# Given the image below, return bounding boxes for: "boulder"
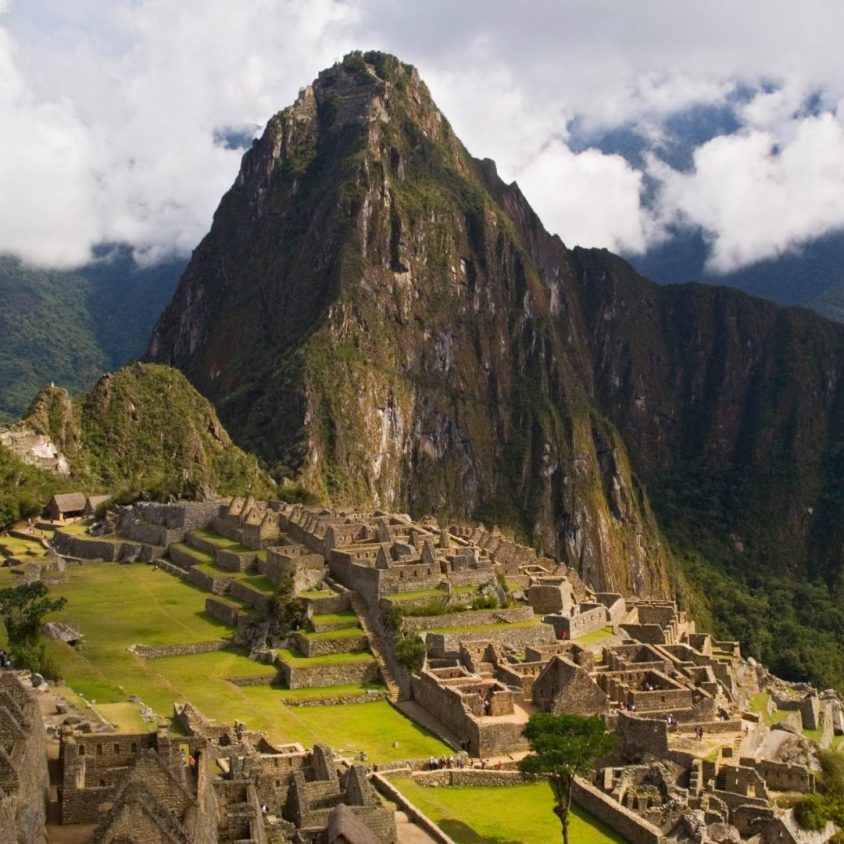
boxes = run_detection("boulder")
[41,622,83,644]
[29,672,45,687]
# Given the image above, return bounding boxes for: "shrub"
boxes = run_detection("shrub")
[394,634,426,672]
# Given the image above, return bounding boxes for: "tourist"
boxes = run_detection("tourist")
[695,725,703,741]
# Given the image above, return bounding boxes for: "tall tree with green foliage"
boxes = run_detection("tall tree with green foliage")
[0,582,67,675]
[519,712,616,844]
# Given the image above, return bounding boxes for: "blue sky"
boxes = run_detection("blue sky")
[2,0,844,272]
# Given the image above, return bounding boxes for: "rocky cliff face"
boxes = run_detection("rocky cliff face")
[148,52,669,598]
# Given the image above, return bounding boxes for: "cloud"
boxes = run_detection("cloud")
[655,110,844,272]
[518,142,653,254]
[1,1,844,269]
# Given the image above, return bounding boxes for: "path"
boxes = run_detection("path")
[395,810,440,844]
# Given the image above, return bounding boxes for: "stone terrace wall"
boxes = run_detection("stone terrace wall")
[403,607,534,632]
[277,659,380,690]
[572,777,663,844]
[0,676,49,844]
[229,580,270,612]
[129,640,230,659]
[290,632,369,658]
[52,531,160,563]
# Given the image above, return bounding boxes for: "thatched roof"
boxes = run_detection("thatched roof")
[326,804,381,844]
[49,492,86,514]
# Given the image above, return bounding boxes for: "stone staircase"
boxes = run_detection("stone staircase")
[347,591,402,702]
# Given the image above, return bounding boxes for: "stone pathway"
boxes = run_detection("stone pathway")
[347,590,402,702]
[395,810,440,843]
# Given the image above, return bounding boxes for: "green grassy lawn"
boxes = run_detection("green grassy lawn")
[36,562,446,759]
[275,648,374,666]
[301,627,363,641]
[389,777,625,843]
[57,519,96,537]
[170,542,215,564]
[386,586,476,602]
[0,535,49,557]
[750,693,792,726]
[311,610,358,627]
[574,626,616,645]
[426,620,542,635]
[188,528,240,548]
[191,561,275,594]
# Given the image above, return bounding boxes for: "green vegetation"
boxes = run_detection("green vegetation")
[795,752,844,835]
[310,610,358,627]
[0,581,66,676]
[574,626,615,646]
[40,562,445,758]
[300,627,363,641]
[520,713,617,844]
[0,445,63,530]
[0,251,182,422]
[275,647,374,666]
[389,777,624,844]
[673,548,844,691]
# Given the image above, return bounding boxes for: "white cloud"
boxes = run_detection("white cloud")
[655,111,844,272]
[518,141,652,253]
[1,0,844,269]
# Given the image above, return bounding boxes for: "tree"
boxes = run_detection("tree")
[0,582,67,676]
[0,582,67,646]
[519,712,616,844]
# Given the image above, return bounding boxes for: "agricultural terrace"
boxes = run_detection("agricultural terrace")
[41,562,449,760]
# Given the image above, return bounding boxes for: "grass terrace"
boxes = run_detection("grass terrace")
[385,586,476,602]
[298,589,335,599]
[188,528,240,548]
[425,619,543,635]
[300,628,364,642]
[389,777,625,843]
[170,542,215,564]
[310,610,358,627]
[191,562,276,595]
[0,534,49,558]
[575,625,616,646]
[58,519,96,537]
[275,648,374,666]
[37,562,445,759]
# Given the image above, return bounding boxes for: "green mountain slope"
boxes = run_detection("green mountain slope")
[0,363,273,529]
[0,250,184,422]
[148,52,844,688]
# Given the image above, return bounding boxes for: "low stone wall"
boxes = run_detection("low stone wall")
[276,658,380,689]
[129,640,230,659]
[217,548,257,572]
[677,719,742,735]
[228,580,270,612]
[52,531,160,563]
[157,560,188,580]
[185,566,228,594]
[544,605,607,639]
[226,674,278,687]
[204,597,254,627]
[168,544,204,569]
[413,769,531,787]
[572,777,663,844]
[290,631,369,658]
[403,606,534,632]
[304,592,352,614]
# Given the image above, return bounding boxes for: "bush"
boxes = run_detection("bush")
[8,642,61,680]
[394,634,426,672]
[795,794,829,831]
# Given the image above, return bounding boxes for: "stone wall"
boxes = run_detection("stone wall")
[412,769,532,787]
[277,659,380,690]
[129,640,230,659]
[615,713,669,760]
[217,548,257,571]
[571,777,663,844]
[0,675,49,844]
[290,632,369,658]
[305,593,350,614]
[424,623,555,660]
[742,758,815,793]
[544,605,607,639]
[403,607,534,632]
[185,566,228,594]
[229,580,270,612]
[52,531,160,563]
